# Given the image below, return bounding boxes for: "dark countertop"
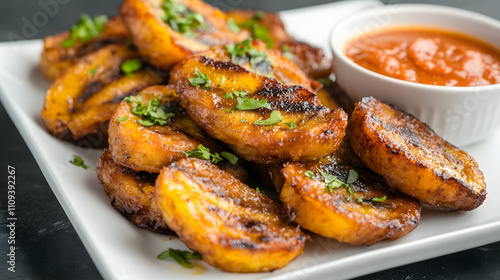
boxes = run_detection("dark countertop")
[1,0,499,279]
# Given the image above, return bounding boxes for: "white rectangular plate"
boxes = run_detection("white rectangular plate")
[1,1,499,279]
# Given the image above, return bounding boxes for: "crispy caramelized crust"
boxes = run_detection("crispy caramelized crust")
[155,158,306,272]
[119,0,249,70]
[275,40,333,79]
[41,44,161,146]
[280,160,421,245]
[96,149,174,234]
[348,97,487,210]
[40,17,130,81]
[176,55,348,164]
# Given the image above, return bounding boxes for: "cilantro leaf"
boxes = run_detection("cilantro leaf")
[226,40,273,71]
[221,151,238,165]
[121,59,142,76]
[157,248,201,269]
[70,155,88,169]
[161,0,207,38]
[235,96,271,111]
[284,121,296,129]
[189,68,211,89]
[124,94,174,127]
[116,116,128,122]
[304,170,315,179]
[61,14,108,48]
[227,18,240,33]
[254,110,282,125]
[372,196,387,203]
[346,169,359,184]
[185,144,222,164]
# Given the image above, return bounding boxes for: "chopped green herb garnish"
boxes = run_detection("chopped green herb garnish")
[221,151,238,165]
[116,116,128,122]
[223,92,234,99]
[89,68,97,75]
[220,75,226,85]
[189,68,211,89]
[61,14,108,48]
[346,169,359,184]
[357,197,363,203]
[157,248,201,269]
[236,12,273,48]
[161,0,207,39]
[70,155,88,169]
[316,167,337,184]
[239,119,246,122]
[282,44,294,60]
[317,78,330,85]
[304,170,315,179]
[185,144,222,164]
[121,59,142,76]
[346,197,352,202]
[226,40,273,70]
[256,187,265,195]
[372,196,387,203]
[225,108,233,113]
[227,18,240,33]
[235,96,271,111]
[124,94,174,126]
[284,121,296,129]
[254,110,282,125]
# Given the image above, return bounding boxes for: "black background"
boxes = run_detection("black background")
[1,0,500,279]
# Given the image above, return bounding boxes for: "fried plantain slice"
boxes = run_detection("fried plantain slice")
[227,10,333,79]
[41,44,163,146]
[109,85,220,173]
[40,17,130,81]
[155,158,306,272]
[348,97,487,210]
[280,158,421,245]
[96,149,174,234]
[170,40,315,91]
[176,54,348,164]
[119,0,250,70]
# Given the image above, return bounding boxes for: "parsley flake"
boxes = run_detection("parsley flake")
[254,110,282,125]
[157,248,201,269]
[121,59,142,76]
[256,187,265,195]
[189,68,211,89]
[61,14,108,48]
[235,12,273,48]
[89,68,97,75]
[70,155,88,169]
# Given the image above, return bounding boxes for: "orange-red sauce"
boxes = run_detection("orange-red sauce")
[345,27,500,86]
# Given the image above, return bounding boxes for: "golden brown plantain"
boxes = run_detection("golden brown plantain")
[40,17,130,81]
[227,10,333,79]
[41,44,162,146]
[119,0,250,70]
[348,97,487,210]
[171,40,315,91]
[176,54,348,164]
[96,149,174,234]
[109,85,219,173]
[155,158,306,272]
[280,158,421,245]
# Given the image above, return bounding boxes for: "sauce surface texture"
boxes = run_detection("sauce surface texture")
[345,26,500,87]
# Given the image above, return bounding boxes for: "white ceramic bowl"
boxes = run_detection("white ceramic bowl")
[330,4,500,147]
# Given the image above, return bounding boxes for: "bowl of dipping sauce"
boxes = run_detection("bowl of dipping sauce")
[330,4,500,146]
